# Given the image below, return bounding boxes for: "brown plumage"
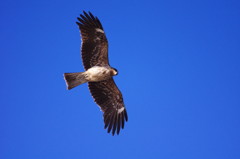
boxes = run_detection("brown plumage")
[64,11,128,135]
[77,11,108,70]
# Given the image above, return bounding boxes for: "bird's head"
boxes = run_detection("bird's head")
[111,68,118,76]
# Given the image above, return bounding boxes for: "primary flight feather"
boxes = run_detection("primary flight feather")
[64,11,128,135]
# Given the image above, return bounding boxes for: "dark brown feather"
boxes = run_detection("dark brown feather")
[88,78,128,135]
[76,11,109,70]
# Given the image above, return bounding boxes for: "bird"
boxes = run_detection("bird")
[64,11,128,136]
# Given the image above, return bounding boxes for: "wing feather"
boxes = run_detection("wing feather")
[76,11,109,70]
[88,78,128,135]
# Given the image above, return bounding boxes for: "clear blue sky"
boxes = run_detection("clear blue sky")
[1,0,240,159]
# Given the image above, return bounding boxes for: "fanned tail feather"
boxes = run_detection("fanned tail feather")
[64,72,87,90]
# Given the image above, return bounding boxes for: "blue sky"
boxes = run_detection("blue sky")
[1,0,240,158]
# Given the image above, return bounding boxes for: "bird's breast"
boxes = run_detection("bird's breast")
[85,66,112,82]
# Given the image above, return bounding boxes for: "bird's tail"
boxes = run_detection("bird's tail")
[64,72,88,90]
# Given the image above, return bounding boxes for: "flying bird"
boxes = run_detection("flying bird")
[64,11,128,135]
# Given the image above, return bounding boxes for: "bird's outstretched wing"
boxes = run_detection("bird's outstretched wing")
[76,11,109,70]
[88,78,128,135]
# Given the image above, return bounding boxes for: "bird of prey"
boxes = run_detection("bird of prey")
[64,11,128,135]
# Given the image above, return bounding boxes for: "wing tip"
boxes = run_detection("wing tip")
[76,11,103,30]
[103,108,128,136]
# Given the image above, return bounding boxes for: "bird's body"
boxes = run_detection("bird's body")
[64,11,128,135]
[86,66,117,81]
[64,66,117,89]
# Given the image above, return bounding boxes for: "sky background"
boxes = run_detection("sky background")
[1,0,240,159]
